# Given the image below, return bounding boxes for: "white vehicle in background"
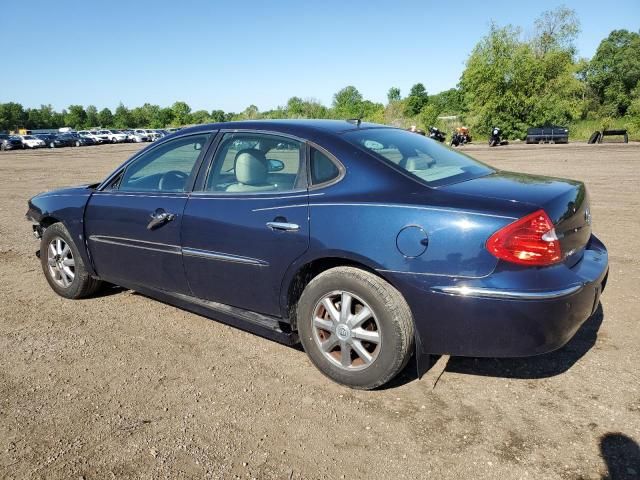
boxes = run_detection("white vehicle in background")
[19,135,46,149]
[133,129,153,142]
[125,130,148,143]
[98,129,128,144]
[78,130,106,144]
[144,129,161,141]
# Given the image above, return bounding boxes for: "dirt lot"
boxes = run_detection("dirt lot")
[1,141,639,479]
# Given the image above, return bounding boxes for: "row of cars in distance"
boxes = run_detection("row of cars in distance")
[0,127,181,151]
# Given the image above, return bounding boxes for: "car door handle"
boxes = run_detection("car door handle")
[266,221,299,232]
[147,209,176,230]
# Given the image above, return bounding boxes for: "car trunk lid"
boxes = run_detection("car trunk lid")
[439,170,592,265]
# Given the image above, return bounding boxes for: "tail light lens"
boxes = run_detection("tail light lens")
[486,209,562,266]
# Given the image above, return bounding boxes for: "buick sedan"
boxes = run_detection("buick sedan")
[26,120,608,389]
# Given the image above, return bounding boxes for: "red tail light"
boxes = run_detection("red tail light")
[486,209,562,266]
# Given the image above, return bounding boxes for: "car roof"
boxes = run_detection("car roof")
[176,119,395,138]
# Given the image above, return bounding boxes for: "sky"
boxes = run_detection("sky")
[2,0,639,113]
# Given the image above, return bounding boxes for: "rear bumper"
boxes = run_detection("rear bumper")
[389,234,609,357]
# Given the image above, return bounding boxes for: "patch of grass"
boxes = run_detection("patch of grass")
[569,118,639,142]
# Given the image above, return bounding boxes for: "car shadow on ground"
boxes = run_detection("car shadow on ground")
[443,303,605,380]
[600,433,640,479]
[85,284,127,298]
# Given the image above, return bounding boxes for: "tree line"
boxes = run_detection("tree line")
[1,6,638,139]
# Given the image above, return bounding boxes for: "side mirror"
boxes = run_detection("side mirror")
[268,159,285,172]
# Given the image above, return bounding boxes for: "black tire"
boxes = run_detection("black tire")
[489,139,496,147]
[588,132,601,144]
[75,140,81,147]
[297,267,414,390]
[49,142,55,149]
[40,223,102,299]
[111,137,117,144]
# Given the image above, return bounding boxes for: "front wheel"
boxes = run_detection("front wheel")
[297,267,414,390]
[40,223,102,299]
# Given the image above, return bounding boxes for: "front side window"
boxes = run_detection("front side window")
[205,133,303,193]
[343,128,493,187]
[118,134,210,192]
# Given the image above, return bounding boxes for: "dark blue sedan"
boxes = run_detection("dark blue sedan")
[26,120,608,389]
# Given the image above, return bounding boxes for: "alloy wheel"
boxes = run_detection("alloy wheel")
[47,237,75,288]
[312,290,381,371]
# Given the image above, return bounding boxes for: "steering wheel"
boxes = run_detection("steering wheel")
[158,170,189,191]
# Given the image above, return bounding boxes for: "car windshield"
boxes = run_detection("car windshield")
[343,128,494,187]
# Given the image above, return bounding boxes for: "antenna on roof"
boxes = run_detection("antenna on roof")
[346,118,362,127]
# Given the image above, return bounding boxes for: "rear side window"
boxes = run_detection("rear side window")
[205,133,304,193]
[310,148,340,185]
[344,128,494,187]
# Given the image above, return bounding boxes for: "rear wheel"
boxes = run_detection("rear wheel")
[75,140,81,147]
[40,223,102,299]
[297,267,414,390]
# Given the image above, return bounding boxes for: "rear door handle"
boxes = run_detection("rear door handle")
[266,221,299,232]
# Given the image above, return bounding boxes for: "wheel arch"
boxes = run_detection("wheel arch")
[281,253,403,331]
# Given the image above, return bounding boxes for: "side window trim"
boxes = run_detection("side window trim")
[198,130,309,195]
[306,141,346,190]
[97,131,217,193]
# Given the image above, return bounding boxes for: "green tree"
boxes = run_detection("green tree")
[210,110,225,123]
[404,83,428,116]
[586,29,640,116]
[191,110,212,124]
[85,105,99,128]
[113,103,132,128]
[171,101,192,125]
[0,102,26,132]
[460,22,583,138]
[387,87,401,103]
[286,96,305,117]
[97,108,114,127]
[64,105,87,129]
[332,86,363,118]
[241,104,260,120]
[420,104,440,129]
[429,88,464,116]
[532,6,580,56]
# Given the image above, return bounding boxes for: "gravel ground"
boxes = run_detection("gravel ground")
[0,141,639,479]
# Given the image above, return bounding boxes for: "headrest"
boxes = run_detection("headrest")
[234,149,268,185]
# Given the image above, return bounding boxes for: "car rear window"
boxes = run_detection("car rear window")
[343,128,493,187]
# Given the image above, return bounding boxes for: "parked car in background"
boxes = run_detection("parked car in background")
[19,135,46,149]
[34,134,57,147]
[133,129,152,142]
[145,129,161,141]
[98,129,128,144]
[46,134,75,148]
[154,129,170,139]
[0,134,25,151]
[91,130,111,143]
[69,133,97,147]
[78,131,106,144]
[25,120,609,390]
[123,130,148,142]
[526,125,569,144]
